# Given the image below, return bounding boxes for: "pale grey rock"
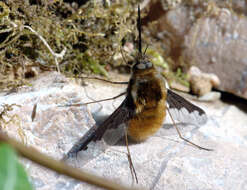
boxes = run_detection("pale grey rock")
[0,72,97,190]
[144,1,247,99]
[183,8,247,99]
[1,71,247,190]
[198,92,221,102]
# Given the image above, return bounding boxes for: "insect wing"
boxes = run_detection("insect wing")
[167,89,207,125]
[64,96,135,165]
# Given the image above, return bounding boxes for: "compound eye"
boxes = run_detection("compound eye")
[136,63,146,70]
[146,62,153,68]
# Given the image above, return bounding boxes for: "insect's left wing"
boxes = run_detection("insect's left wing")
[64,95,135,162]
[167,89,207,125]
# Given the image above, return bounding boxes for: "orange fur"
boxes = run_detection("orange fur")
[128,70,167,141]
[128,99,166,141]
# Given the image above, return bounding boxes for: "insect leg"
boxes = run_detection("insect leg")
[60,92,126,107]
[73,76,129,85]
[167,108,213,151]
[124,127,138,184]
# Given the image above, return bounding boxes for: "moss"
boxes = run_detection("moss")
[0,0,140,89]
[0,103,20,128]
[0,103,25,143]
[0,0,199,91]
[163,67,190,88]
[145,48,169,70]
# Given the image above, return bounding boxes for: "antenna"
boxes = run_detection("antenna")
[137,5,142,54]
[144,44,149,55]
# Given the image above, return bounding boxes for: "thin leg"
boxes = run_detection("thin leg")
[60,92,126,107]
[167,108,213,151]
[143,44,149,55]
[111,96,118,110]
[73,76,129,85]
[124,128,138,184]
[83,85,103,110]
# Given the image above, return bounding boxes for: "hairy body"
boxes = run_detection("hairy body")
[128,65,167,141]
[64,6,210,159]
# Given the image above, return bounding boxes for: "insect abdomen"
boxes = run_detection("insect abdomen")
[128,99,166,141]
[128,75,167,141]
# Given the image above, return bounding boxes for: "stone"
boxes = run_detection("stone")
[0,72,97,189]
[188,66,220,96]
[1,71,247,190]
[183,7,247,99]
[143,1,247,99]
[198,91,221,102]
[170,81,190,93]
[190,75,213,96]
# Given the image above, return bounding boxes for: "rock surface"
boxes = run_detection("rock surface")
[188,66,220,96]
[143,1,247,99]
[1,71,247,190]
[183,7,247,100]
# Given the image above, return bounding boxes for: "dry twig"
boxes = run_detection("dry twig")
[0,133,143,190]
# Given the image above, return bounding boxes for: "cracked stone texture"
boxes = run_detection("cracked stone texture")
[1,71,247,190]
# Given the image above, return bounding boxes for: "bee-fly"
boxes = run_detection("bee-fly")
[64,5,212,166]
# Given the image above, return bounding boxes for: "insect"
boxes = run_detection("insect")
[64,5,212,177]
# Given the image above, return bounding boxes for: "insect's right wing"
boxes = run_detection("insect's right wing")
[166,89,207,125]
[64,95,135,163]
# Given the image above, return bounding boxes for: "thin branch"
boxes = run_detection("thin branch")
[23,25,66,73]
[0,133,143,190]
